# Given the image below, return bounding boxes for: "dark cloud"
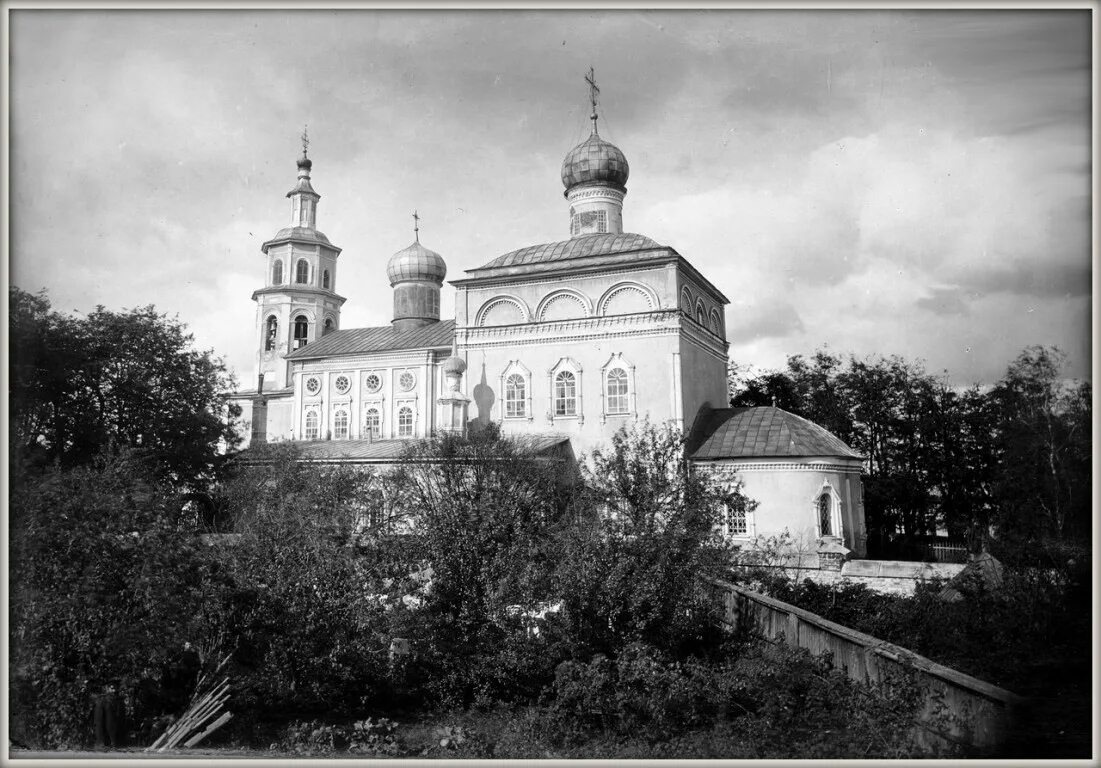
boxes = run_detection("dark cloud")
[729,301,805,343]
[959,260,1092,299]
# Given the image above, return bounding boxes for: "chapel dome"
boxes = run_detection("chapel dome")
[441,354,467,377]
[561,132,630,192]
[386,240,447,285]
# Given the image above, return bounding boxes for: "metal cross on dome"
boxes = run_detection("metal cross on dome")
[412,210,420,242]
[585,66,600,134]
[301,125,309,157]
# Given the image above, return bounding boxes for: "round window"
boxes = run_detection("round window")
[364,373,381,393]
[334,375,351,394]
[399,371,416,391]
[305,376,321,394]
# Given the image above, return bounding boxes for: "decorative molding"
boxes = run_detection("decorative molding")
[475,294,530,326]
[597,280,659,314]
[700,462,863,474]
[535,289,592,321]
[453,262,668,292]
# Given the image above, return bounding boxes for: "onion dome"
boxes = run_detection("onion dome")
[386,240,447,285]
[561,132,630,192]
[297,151,312,171]
[441,354,467,377]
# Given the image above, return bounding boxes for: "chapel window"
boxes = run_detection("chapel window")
[554,370,577,417]
[264,316,278,351]
[272,260,283,285]
[333,409,349,440]
[606,368,629,414]
[323,270,330,290]
[304,410,319,441]
[724,503,749,537]
[505,373,526,418]
[323,318,334,336]
[364,408,381,439]
[293,316,309,348]
[296,259,309,284]
[818,493,833,537]
[398,406,414,437]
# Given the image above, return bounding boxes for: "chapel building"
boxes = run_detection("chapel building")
[231,81,867,557]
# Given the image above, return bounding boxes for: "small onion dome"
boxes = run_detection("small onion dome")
[561,132,630,192]
[297,152,312,171]
[441,354,467,377]
[386,240,447,285]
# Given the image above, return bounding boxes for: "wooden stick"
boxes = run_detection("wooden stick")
[183,711,233,748]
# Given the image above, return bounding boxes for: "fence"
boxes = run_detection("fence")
[701,575,1023,754]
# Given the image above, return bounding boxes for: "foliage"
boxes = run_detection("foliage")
[207,444,390,720]
[553,421,747,657]
[378,425,575,706]
[729,344,1090,558]
[8,453,225,748]
[751,562,1092,758]
[9,287,241,490]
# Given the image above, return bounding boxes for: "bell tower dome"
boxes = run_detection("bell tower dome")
[251,129,346,390]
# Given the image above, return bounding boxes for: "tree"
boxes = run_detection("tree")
[9,287,241,490]
[9,452,225,748]
[987,346,1091,558]
[554,421,748,657]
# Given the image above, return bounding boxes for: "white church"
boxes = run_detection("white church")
[231,77,867,557]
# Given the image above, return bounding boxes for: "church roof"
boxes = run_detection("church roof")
[245,434,571,464]
[471,232,661,272]
[687,406,863,460]
[285,319,455,361]
[262,226,333,250]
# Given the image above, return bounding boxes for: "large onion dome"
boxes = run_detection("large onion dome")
[561,132,630,192]
[386,240,447,285]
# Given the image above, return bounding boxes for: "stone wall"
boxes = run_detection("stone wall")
[735,558,967,596]
[702,575,1023,753]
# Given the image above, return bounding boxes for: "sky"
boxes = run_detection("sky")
[8,8,1093,388]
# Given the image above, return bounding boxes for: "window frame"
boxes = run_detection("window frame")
[499,360,533,421]
[264,315,278,351]
[397,404,415,437]
[547,358,583,422]
[333,408,349,440]
[304,409,320,440]
[295,259,310,285]
[600,353,636,423]
[272,260,283,285]
[363,406,382,439]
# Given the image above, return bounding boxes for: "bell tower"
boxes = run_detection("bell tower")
[251,129,346,390]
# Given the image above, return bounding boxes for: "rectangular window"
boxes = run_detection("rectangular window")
[724,504,748,537]
[554,371,577,417]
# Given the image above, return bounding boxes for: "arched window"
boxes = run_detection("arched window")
[323,318,334,336]
[271,260,283,285]
[264,316,278,351]
[505,373,526,418]
[398,406,414,437]
[818,493,833,537]
[364,408,381,439]
[293,316,309,348]
[304,411,319,441]
[295,259,309,284]
[333,409,349,440]
[606,368,629,414]
[323,269,330,289]
[554,371,577,417]
[696,307,706,325]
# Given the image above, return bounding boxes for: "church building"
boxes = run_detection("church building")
[231,76,867,557]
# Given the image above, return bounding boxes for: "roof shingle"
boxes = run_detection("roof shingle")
[687,406,863,460]
[286,320,455,361]
[470,232,661,272]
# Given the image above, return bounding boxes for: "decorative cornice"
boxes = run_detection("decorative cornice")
[252,286,348,305]
[455,263,667,294]
[697,461,863,474]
